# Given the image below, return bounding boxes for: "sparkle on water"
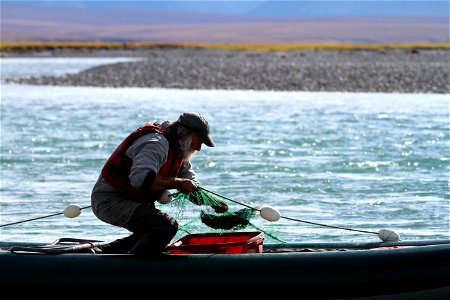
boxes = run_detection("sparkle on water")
[1,57,448,244]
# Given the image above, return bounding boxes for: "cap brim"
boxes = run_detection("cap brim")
[202,134,215,147]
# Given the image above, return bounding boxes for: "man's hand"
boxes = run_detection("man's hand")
[176,178,199,194]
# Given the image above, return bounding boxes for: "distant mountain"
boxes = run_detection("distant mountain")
[1,1,448,43]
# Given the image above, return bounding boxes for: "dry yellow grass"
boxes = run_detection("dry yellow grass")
[1,41,449,53]
[194,42,450,51]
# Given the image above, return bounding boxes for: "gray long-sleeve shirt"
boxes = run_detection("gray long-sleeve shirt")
[126,132,196,189]
[91,130,196,227]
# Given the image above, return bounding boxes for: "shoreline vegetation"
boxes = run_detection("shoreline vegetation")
[1,41,449,54]
[2,42,449,94]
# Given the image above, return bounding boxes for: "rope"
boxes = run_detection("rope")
[0,205,92,228]
[280,215,378,235]
[199,187,378,235]
[199,187,255,209]
[1,188,379,236]
[1,192,182,228]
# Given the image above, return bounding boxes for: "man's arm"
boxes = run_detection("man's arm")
[147,172,198,194]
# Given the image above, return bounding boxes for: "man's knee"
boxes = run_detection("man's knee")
[127,205,178,239]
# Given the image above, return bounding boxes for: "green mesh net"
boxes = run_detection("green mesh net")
[167,187,285,243]
[200,208,253,230]
[172,188,225,207]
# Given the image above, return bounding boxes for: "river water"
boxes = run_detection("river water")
[1,57,448,244]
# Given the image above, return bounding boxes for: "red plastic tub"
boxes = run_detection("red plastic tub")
[167,231,264,254]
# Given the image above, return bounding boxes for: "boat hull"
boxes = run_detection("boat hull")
[1,241,449,298]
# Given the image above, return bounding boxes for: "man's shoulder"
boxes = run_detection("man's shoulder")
[135,132,169,148]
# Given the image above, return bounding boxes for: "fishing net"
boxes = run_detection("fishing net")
[164,188,285,243]
[200,208,253,230]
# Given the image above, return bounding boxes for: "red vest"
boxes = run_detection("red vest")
[101,122,184,201]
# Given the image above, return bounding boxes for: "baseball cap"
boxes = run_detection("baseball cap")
[177,112,215,147]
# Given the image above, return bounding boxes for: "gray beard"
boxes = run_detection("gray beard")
[183,149,197,162]
[179,135,197,161]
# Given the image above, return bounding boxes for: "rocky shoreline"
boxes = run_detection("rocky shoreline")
[4,48,449,93]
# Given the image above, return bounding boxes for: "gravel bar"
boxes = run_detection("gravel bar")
[5,48,450,94]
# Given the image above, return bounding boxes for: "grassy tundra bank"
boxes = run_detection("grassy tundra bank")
[1,41,449,55]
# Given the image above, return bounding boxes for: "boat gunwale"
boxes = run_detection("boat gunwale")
[1,238,449,255]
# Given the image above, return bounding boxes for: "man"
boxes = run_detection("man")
[91,112,227,256]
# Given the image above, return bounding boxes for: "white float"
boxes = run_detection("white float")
[259,206,281,222]
[63,204,82,218]
[157,190,173,204]
[378,229,400,242]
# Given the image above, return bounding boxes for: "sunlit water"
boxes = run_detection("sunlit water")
[1,57,449,245]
